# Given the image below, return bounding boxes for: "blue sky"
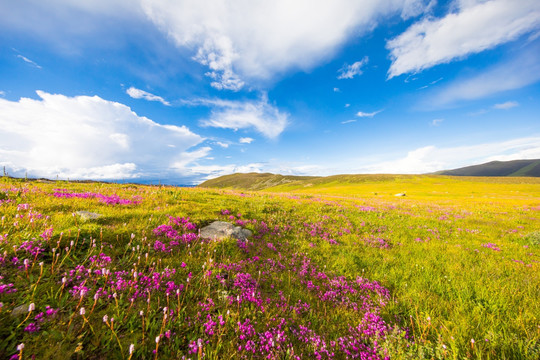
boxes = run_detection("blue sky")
[1,0,539,184]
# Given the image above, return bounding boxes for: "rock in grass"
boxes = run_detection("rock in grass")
[200,221,252,241]
[11,304,30,317]
[76,211,102,220]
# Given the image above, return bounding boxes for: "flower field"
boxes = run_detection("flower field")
[0,176,538,359]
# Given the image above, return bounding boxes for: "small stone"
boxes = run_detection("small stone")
[11,304,30,317]
[200,221,252,240]
[76,211,102,220]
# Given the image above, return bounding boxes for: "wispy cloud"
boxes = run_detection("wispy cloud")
[215,141,229,148]
[337,57,368,79]
[494,101,519,110]
[431,118,443,126]
[126,87,170,106]
[333,87,340,92]
[0,91,203,180]
[387,0,540,78]
[189,94,288,139]
[425,41,540,107]
[356,110,382,118]
[17,54,42,69]
[239,137,254,144]
[341,119,357,124]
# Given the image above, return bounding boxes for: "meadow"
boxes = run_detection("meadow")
[0,175,538,359]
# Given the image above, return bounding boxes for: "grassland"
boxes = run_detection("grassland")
[0,175,539,359]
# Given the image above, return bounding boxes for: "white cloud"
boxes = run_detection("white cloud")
[359,136,540,173]
[0,91,203,180]
[337,57,369,79]
[171,146,212,170]
[341,119,357,124]
[16,54,42,69]
[431,118,443,126]
[192,135,540,182]
[2,1,432,89]
[494,101,519,110]
[126,87,170,106]
[387,0,540,78]
[0,91,5,97]
[427,42,540,106]
[215,141,229,148]
[356,110,382,117]
[239,137,254,144]
[141,0,429,89]
[194,94,288,138]
[333,88,340,92]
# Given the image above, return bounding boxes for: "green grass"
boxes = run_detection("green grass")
[0,176,539,359]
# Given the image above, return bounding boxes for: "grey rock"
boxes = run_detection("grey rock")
[200,221,252,241]
[11,304,30,317]
[76,211,102,220]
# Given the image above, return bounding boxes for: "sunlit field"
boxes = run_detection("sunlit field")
[1,176,538,359]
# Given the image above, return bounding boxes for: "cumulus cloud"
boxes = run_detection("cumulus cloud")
[356,110,382,117]
[337,57,369,79]
[0,91,203,180]
[387,0,540,78]
[193,94,288,139]
[126,87,170,105]
[493,101,519,110]
[141,0,429,89]
[239,137,254,144]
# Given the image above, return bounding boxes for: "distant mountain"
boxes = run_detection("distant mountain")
[437,159,540,177]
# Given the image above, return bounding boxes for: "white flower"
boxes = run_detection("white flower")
[139,310,144,316]
[80,307,85,315]
[129,344,135,354]
[155,336,160,344]
[103,315,108,323]
[28,303,35,312]
[17,343,24,351]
